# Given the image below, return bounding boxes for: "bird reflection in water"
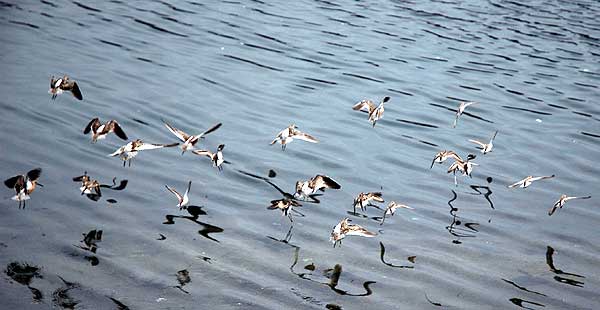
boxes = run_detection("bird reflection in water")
[509,298,545,310]
[446,190,479,244]
[289,247,376,296]
[163,206,223,243]
[469,177,495,210]
[174,269,191,294]
[379,242,414,269]
[267,225,299,249]
[546,246,585,287]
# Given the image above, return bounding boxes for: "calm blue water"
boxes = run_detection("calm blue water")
[1,0,599,309]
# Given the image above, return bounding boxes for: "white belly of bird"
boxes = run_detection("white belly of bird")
[12,192,30,201]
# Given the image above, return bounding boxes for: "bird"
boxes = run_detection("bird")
[431,150,462,169]
[381,201,413,225]
[267,198,301,222]
[165,181,192,210]
[352,96,391,127]
[548,195,591,216]
[468,131,498,154]
[83,118,128,143]
[72,172,101,196]
[330,218,377,247]
[109,139,179,167]
[192,144,225,171]
[49,75,83,100]
[294,174,341,200]
[508,175,555,189]
[163,121,222,155]
[270,124,318,150]
[453,101,476,128]
[353,192,384,213]
[447,154,478,185]
[3,168,43,209]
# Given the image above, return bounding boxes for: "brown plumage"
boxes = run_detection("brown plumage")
[49,75,83,100]
[83,118,128,142]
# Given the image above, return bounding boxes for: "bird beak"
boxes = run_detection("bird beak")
[37,183,44,187]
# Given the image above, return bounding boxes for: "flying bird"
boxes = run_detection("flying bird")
[508,175,555,189]
[270,124,318,150]
[4,168,43,209]
[453,101,476,128]
[468,131,498,154]
[330,218,376,247]
[164,121,222,155]
[83,118,128,143]
[109,139,179,167]
[548,195,591,216]
[49,75,83,100]
[294,174,341,200]
[192,144,225,171]
[165,181,192,210]
[352,96,391,127]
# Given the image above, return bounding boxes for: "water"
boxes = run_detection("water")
[1,0,599,308]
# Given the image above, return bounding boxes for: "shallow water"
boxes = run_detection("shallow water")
[1,0,599,309]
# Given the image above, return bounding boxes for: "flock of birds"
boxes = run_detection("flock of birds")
[2,75,593,249]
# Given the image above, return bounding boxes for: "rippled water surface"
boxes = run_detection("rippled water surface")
[1,0,600,309]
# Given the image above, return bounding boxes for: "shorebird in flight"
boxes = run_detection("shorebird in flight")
[270,124,318,150]
[267,198,301,222]
[192,144,225,171]
[352,96,390,127]
[353,192,384,213]
[294,174,341,200]
[447,154,478,185]
[508,175,555,189]
[381,201,413,225]
[109,139,179,167]
[431,150,462,169]
[468,131,498,154]
[164,121,222,155]
[49,75,83,100]
[4,168,42,209]
[330,218,376,247]
[548,195,591,216]
[83,118,128,143]
[453,101,476,128]
[165,181,192,210]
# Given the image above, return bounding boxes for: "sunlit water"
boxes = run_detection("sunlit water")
[1,0,599,309]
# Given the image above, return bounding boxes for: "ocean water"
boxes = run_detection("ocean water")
[1,0,599,309]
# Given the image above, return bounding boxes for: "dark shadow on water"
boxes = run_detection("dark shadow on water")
[502,278,547,297]
[509,298,545,310]
[163,206,223,243]
[267,225,299,249]
[446,190,479,243]
[468,176,495,209]
[4,261,43,302]
[379,242,414,269]
[289,248,376,296]
[546,246,584,287]
[52,276,79,309]
[174,269,191,294]
[109,297,130,310]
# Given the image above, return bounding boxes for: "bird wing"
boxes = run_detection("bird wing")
[313,175,341,190]
[4,175,23,189]
[468,139,486,148]
[164,121,190,142]
[70,82,83,100]
[84,118,100,134]
[292,131,318,143]
[108,144,127,157]
[564,195,591,202]
[530,175,555,182]
[508,178,526,188]
[489,130,498,143]
[109,121,128,140]
[198,122,222,138]
[352,100,375,113]
[346,226,377,237]
[183,181,192,199]
[192,150,214,158]
[548,200,561,216]
[26,168,42,182]
[137,142,179,151]
[369,192,384,202]
[165,185,183,201]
